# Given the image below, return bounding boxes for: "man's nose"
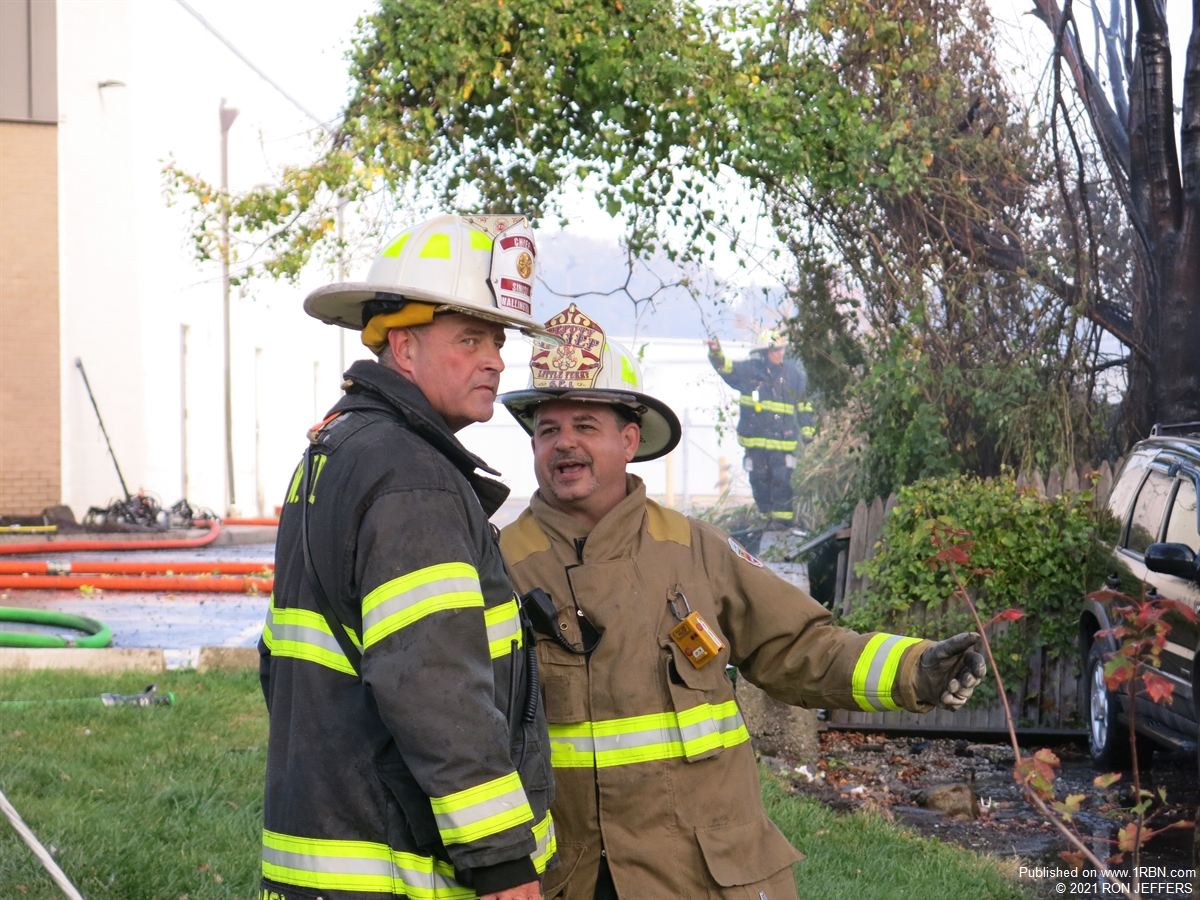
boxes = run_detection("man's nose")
[553,427,577,450]
[481,342,504,373]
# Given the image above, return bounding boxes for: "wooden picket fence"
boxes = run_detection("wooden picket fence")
[826,460,1118,735]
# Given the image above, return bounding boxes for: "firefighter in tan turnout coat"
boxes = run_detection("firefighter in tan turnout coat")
[497,305,987,900]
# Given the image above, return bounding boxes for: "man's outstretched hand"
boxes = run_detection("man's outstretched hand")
[480,881,540,900]
[915,632,987,710]
[706,337,722,356]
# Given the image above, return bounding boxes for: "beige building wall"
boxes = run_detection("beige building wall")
[0,120,61,514]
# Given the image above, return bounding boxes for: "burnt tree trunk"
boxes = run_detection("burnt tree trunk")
[1035,0,1200,446]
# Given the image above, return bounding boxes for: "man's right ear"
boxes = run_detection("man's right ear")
[388,327,416,378]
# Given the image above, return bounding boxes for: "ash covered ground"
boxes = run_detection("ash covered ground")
[762,730,1198,898]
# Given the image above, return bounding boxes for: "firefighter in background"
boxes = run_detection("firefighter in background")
[259,215,557,900]
[707,331,814,527]
[498,304,986,900]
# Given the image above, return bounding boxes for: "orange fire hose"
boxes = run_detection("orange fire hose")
[0,573,272,593]
[0,561,272,576]
[0,520,221,556]
[223,517,279,526]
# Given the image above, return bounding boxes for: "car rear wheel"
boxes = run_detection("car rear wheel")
[1086,642,1154,769]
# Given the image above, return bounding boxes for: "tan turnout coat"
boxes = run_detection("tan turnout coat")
[500,477,933,900]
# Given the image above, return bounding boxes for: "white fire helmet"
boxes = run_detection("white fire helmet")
[304,213,560,344]
[759,328,788,349]
[498,304,682,462]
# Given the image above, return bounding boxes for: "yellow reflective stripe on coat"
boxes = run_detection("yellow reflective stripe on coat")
[429,770,533,845]
[797,401,814,413]
[852,634,923,712]
[737,435,799,451]
[484,597,523,658]
[739,395,795,415]
[532,811,556,874]
[547,701,749,768]
[717,354,733,374]
[361,562,483,649]
[262,597,357,676]
[261,830,472,898]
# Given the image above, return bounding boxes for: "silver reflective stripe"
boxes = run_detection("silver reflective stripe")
[679,717,717,745]
[362,576,481,633]
[262,845,397,878]
[531,814,555,872]
[397,863,463,893]
[268,617,346,659]
[534,818,554,859]
[594,724,679,753]
[862,634,906,711]
[716,707,745,733]
[552,710,747,754]
[551,733,596,753]
[680,707,745,753]
[486,610,520,647]
[433,786,528,835]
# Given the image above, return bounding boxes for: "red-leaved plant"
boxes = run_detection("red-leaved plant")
[928,521,1195,898]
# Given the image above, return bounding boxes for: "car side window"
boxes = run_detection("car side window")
[1164,478,1199,554]
[1125,470,1173,555]
[1107,452,1155,524]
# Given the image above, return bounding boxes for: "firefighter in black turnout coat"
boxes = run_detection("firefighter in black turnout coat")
[258,214,558,900]
[708,332,813,526]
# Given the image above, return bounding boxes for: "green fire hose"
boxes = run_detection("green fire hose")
[0,607,112,648]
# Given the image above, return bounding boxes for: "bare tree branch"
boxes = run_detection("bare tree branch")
[1033,0,1131,170]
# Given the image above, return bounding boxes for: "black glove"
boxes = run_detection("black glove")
[914,632,987,710]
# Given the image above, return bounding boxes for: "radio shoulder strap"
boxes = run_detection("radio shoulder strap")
[300,443,363,676]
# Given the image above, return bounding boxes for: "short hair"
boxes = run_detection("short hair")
[373,323,429,364]
[610,404,641,429]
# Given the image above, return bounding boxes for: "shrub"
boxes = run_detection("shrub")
[844,474,1109,689]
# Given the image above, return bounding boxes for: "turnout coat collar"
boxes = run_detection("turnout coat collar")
[526,474,646,560]
[339,359,510,515]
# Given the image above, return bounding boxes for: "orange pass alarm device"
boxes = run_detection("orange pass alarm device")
[667,589,725,668]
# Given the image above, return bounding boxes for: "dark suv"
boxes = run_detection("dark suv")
[1080,423,1200,767]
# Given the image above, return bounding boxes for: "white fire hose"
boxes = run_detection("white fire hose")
[0,788,84,899]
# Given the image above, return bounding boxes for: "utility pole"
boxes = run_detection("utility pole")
[336,194,348,376]
[681,408,691,511]
[220,99,239,514]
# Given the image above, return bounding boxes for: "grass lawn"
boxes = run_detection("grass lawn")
[1,670,1032,899]
[762,775,1031,899]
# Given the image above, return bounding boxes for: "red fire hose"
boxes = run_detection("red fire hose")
[0,573,272,593]
[0,520,222,556]
[0,561,272,576]
[223,517,279,526]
